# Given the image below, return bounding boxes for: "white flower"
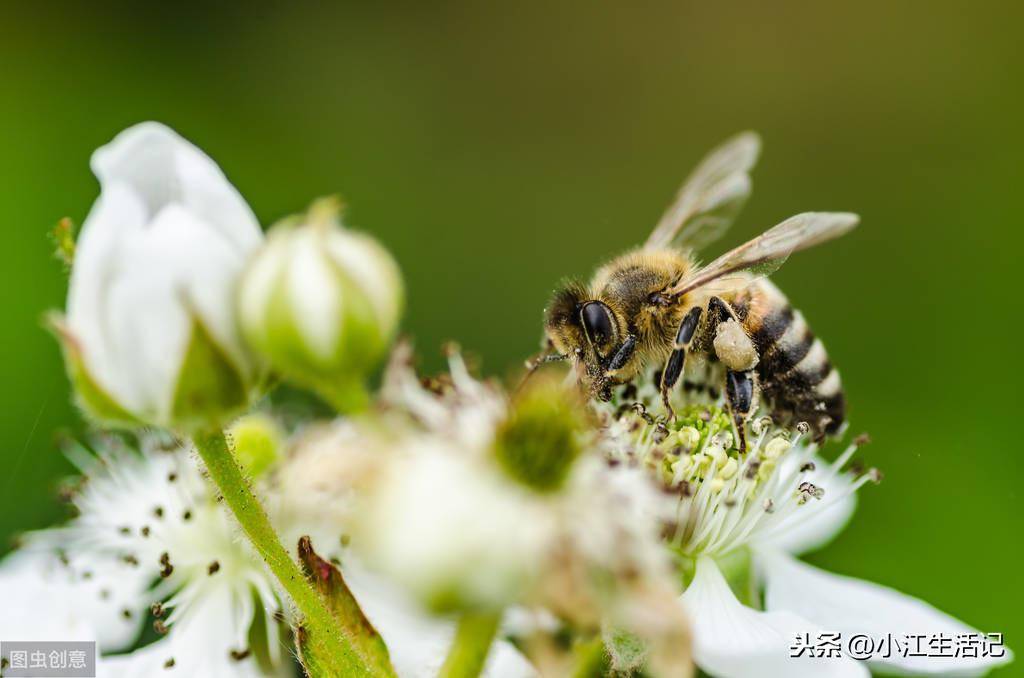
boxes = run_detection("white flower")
[273,346,686,675]
[238,197,402,410]
[356,438,555,610]
[606,398,1014,678]
[0,550,145,652]
[342,347,567,611]
[268,414,544,676]
[5,434,286,678]
[55,121,263,427]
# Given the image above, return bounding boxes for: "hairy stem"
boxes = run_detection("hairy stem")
[192,429,372,676]
[439,610,502,678]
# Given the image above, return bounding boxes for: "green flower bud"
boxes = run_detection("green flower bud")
[238,198,403,412]
[227,413,283,477]
[493,375,590,492]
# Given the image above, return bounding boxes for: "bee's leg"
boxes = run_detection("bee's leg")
[518,348,569,392]
[707,296,736,326]
[725,369,757,451]
[606,334,637,373]
[591,334,637,402]
[660,306,703,419]
[705,296,760,450]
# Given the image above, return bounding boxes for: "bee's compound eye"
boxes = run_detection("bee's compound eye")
[580,301,615,347]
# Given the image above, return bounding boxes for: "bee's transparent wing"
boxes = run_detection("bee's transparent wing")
[644,131,761,252]
[669,212,859,297]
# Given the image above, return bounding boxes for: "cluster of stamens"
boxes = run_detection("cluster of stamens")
[598,393,880,559]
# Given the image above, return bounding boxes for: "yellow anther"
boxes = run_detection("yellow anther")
[708,444,728,469]
[763,437,790,460]
[720,458,738,480]
[677,426,701,450]
[713,431,734,450]
[672,456,693,476]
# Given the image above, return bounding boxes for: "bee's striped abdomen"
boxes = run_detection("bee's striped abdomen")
[748,302,845,436]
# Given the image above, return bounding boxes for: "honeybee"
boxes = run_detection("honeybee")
[538,133,858,449]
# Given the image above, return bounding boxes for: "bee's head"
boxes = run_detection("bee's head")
[543,282,621,365]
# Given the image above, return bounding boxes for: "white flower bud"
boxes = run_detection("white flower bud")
[53,122,263,428]
[238,198,402,411]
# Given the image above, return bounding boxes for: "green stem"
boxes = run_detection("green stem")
[438,610,502,678]
[318,376,371,415]
[192,429,372,676]
[570,636,608,678]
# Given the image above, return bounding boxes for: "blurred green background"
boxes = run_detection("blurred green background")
[1,1,1020,672]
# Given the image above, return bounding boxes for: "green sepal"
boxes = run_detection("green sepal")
[297,536,396,677]
[171,317,249,430]
[45,312,140,427]
[602,626,647,675]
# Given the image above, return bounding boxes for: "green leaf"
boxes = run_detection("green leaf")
[297,537,396,677]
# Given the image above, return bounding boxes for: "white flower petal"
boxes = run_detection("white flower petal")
[324,229,403,335]
[236,233,286,349]
[91,121,261,253]
[0,557,98,643]
[0,547,152,652]
[66,182,149,408]
[752,455,858,556]
[287,227,344,361]
[681,556,867,678]
[102,586,273,678]
[758,549,1013,676]
[344,564,536,678]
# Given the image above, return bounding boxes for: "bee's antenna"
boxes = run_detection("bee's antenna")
[516,351,568,393]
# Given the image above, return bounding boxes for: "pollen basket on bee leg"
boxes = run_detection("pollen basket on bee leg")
[713,321,758,371]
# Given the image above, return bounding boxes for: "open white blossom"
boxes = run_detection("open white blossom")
[273,345,688,676]
[1,434,286,678]
[269,407,548,676]
[601,382,1014,678]
[55,122,263,427]
[0,549,145,653]
[1,428,537,678]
